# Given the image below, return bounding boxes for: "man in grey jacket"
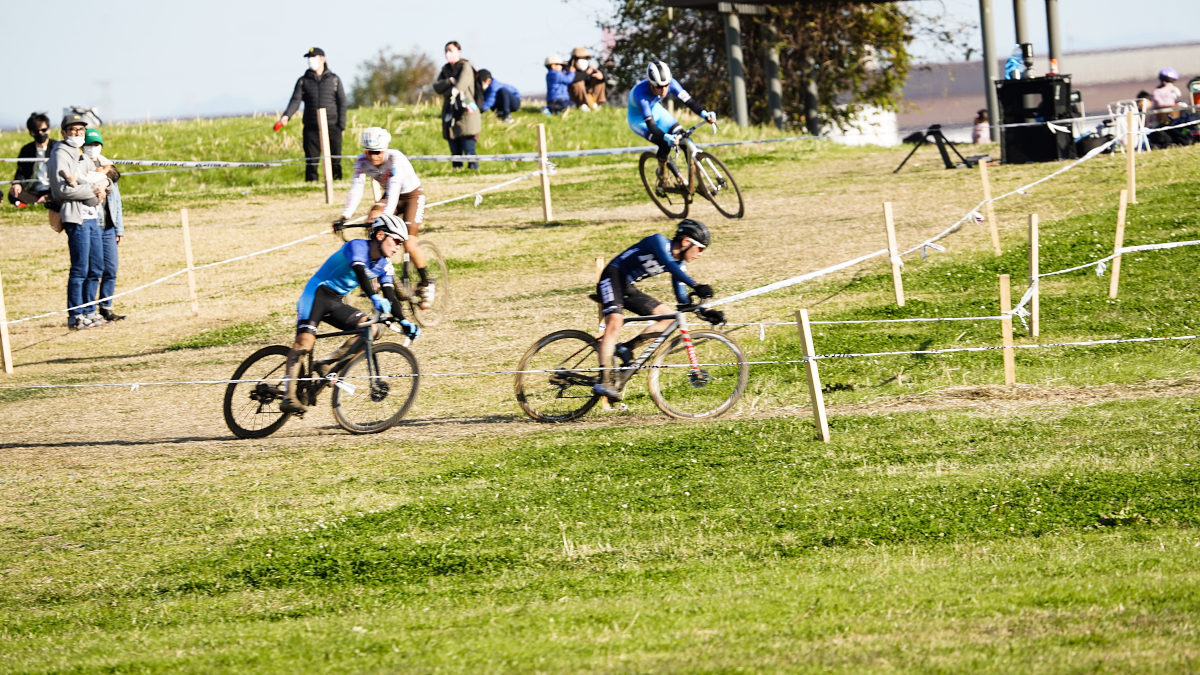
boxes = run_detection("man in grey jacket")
[48,113,108,330]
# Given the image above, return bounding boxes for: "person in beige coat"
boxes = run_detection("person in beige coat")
[432,41,481,169]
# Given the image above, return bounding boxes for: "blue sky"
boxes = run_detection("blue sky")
[2,0,1197,128]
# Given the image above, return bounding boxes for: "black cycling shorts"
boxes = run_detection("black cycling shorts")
[297,285,366,335]
[596,265,661,317]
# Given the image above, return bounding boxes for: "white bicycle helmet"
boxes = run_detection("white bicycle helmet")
[360,126,391,152]
[646,60,672,87]
[370,213,408,242]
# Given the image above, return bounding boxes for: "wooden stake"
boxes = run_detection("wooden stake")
[999,274,1016,386]
[537,123,553,222]
[0,272,13,374]
[318,108,334,205]
[1028,214,1039,338]
[595,256,610,411]
[181,208,200,317]
[1125,109,1137,204]
[979,159,1002,256]
[1109,189,1129,299]
[795,309,831,442]
[883,202,905,307]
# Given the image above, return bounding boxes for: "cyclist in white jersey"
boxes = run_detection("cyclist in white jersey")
[334,127,436,309]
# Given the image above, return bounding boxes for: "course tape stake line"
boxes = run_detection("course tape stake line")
[1,333,1195,392]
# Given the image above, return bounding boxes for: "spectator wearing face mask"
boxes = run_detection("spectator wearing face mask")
[277,47,347,182]
[80,129,126,322]
[48,113,108,330]
[8,112,54,207]
[476,69,521,123]
[567,47,607,111]
[432,41,482,170]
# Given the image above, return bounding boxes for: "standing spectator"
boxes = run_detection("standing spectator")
[567,47,607,110]
[277,47,347,182]
[971,109,989,144]
[476,69,520,123]
[81,128,126,322]
[7,112,53,207]
[48,113,106,330]
[432,41,481,170]
[543,54,573,115]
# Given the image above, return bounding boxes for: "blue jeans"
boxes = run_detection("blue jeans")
[99,226,119,309]
[65,219,103,320]
[448,136,478,170]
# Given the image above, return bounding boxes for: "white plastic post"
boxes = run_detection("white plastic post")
[883,202,905,307]
[979,159,1002,256]
[537,123,553,222]
[999,274,1016,386]
[1125,109,1137,204]
[0,272,13,374]
[1109,189,1129,299]
[181,209,200,317]
[795,309,831,442]
[318,108,334,205]
[1028,214,1039,338]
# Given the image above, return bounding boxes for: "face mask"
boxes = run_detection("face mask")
[83,145,101,159]
[34,132,49,143]
[64,135,84,148]
[576,59,589,70]
[445,50,459,64]
[308,57,321,70]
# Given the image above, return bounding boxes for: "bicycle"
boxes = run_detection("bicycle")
[223,312,419,438]
[514,300,749,422]
[335,216,452,327]
[638,121,744,220]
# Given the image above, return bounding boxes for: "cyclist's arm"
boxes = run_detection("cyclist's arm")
[672,81,706,118]
[648,234,699,298]
[380,281,402,311]
[341,165,367,218]
[351,262,376,298]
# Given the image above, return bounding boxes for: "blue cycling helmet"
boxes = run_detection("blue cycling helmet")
[1159,67,1179,82]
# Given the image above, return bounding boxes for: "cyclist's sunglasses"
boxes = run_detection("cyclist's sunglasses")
[366,150,384,156]
[685,237,706,250]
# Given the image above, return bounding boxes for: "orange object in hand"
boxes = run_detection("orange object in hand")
[273,121,284,132]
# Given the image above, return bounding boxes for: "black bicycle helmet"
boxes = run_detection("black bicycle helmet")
[675,218,711,248]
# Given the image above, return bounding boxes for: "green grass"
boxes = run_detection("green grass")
[164,320,276,351]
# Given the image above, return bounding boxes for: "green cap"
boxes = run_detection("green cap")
[84,128,103,145]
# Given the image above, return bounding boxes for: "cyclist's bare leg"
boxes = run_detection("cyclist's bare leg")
[598,313,625,385]
[281,331,317,414]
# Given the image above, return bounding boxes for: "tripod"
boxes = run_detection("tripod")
[894,124,970,173]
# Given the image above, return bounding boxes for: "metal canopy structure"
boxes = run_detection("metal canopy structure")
[660,0,1063,141]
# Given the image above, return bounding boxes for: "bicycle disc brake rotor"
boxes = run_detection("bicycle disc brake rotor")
[250,383,282,403]
[688,369,711,388]
[370,381,390,402]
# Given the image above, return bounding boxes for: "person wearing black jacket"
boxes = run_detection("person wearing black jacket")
[277,47,347,181]
[8,112,53,206]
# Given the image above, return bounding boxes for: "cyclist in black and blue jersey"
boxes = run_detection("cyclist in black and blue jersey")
[627,59,717,187]
[593,218,724,401]
[280,214,421,415]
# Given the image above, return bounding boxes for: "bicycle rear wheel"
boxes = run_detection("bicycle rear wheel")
[648,330,748,420]
[515,329,602,422]
[223,344,294,439]
[694,152,744,219]
[638,151,690,219]
[331,342,420,434]
[409,240,451,327]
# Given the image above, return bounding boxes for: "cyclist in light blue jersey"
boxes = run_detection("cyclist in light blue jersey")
[592,218,724,401]
[627,59,717,185]
[280,214,420,414]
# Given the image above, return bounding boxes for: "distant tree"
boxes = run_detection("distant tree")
[349,47,438,108]
[601,0,923,130]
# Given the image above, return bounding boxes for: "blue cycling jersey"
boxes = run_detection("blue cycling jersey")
[627,78,695,141]
[297,239,395,315]
[607,233,698,304]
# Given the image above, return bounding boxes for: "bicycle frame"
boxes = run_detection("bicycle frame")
[611,310,703,389]
[299,316,388,404]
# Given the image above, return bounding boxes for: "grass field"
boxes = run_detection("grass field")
[1,105,1198,672]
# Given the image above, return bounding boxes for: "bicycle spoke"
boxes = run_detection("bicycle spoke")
[694,152,744,219]
[649,331,748,419]
[515,330,602,422]
[223,345,294,439]
[332,343,420,434]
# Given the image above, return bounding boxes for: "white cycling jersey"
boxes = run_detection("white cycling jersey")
[342,149,422,218]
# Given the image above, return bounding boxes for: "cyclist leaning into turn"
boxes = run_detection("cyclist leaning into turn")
[281,214,421,415]
[593,218,725,402]
[334,126,437,310]
[627,60,718,187]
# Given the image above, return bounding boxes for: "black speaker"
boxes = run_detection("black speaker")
[996,75,1078,164]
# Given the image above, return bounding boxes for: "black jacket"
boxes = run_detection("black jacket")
[11,140,47,185]
[283,68,347,130]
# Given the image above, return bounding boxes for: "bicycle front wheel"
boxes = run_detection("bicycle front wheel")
[638,151,690,219]
[223,344,294,439]
[410,240,451,327]
[694,152,744,219]
[648,330,748,420]
[331,342,420,434]
[514,329,602,422]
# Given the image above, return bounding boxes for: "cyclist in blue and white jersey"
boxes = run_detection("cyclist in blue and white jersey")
[627,60,717,186]
[592,218,724,401]
[280,214,420,415]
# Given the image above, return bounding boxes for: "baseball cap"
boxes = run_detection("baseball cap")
[84,128,103,145]
[60,112,88,130]
[303,47,325,57]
